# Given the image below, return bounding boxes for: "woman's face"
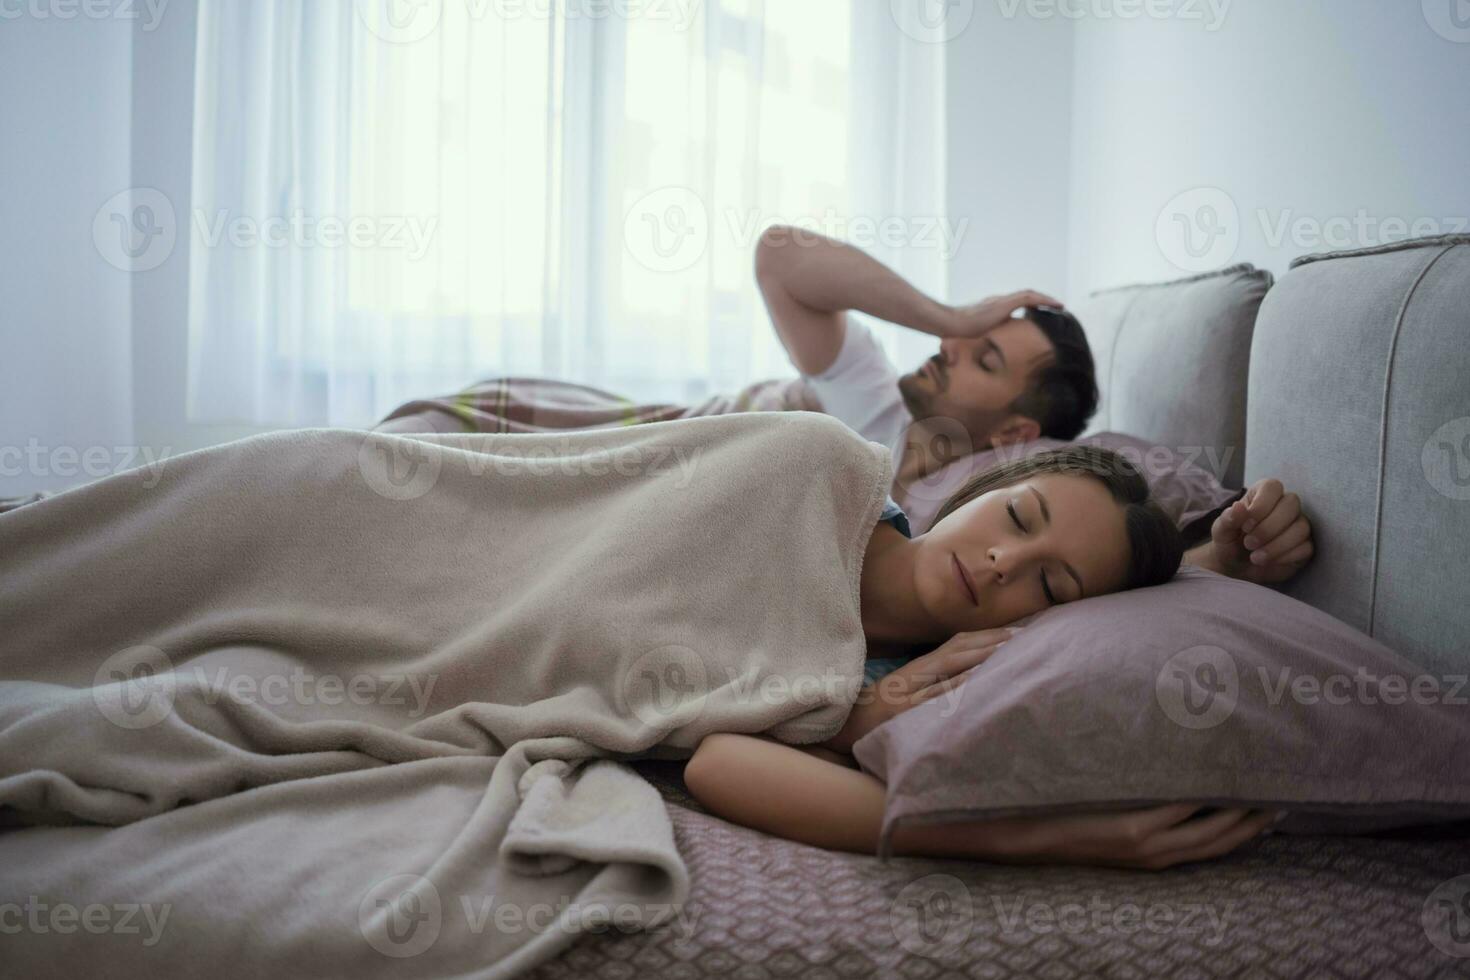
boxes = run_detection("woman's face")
[913,472,1132,631]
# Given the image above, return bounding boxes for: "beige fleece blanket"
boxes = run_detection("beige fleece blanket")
[0,412,889,979]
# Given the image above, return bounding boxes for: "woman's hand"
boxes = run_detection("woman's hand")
[822,628,1015,754]
[905,803,1282,871]
[942,290,1064,339]
[1204,478,1314,585]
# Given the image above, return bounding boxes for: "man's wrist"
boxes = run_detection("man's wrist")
[912,298,957,338]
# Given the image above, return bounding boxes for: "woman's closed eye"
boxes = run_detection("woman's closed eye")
[1010,499,1059,605]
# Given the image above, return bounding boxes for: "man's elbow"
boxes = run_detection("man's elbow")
[754,224,794,283]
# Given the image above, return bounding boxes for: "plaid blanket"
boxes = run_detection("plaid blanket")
[373,376,824,435]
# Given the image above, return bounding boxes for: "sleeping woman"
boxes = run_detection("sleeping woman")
[0,413,1311,871]
[685,443,1314,871]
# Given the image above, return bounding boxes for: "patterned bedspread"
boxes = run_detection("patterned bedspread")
[527,760,1470,979]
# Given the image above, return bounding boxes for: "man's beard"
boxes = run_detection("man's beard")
[897,357,943,419]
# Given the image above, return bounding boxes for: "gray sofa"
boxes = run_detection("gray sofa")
[1248,236,1470,675]
[528,234,1470,979]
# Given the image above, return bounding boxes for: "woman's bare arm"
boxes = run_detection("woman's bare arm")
[684,733,1279,868]
[684,733,895,854]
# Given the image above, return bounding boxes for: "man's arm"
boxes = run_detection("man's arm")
[754,225,956,376]
[754,225,1064,376]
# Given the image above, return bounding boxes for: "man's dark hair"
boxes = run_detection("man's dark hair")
[1008,306,1098,440]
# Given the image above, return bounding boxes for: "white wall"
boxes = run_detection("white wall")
[0,11,135,496]
[1066,1,1470,296]
[945,4,1075,304]
[0,0,269,501]
[129,0,267,459]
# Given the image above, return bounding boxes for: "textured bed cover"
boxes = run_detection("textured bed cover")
[526,760,1470,979]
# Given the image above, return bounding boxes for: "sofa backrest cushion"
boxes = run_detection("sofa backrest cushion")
[1244,234,1470,674]
[1074,264,1272,488]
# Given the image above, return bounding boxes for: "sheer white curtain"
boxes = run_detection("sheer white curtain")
[188,0,948,427]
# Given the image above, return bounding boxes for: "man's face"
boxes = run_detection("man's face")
[896,317,1056,447]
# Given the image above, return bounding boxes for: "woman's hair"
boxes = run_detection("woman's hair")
[929,445,1183,592]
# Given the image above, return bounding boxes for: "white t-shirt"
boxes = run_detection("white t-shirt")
[798,319,913,476]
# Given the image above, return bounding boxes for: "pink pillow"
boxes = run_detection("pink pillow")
[893,431,1241,536]
[853,565,1470,860]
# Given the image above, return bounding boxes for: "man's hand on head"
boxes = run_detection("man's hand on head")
[942,290,1065,340]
